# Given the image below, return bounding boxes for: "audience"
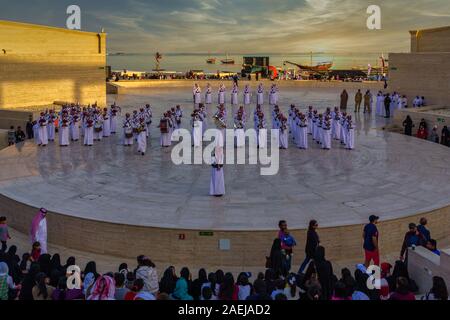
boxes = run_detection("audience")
[0,215,448,302]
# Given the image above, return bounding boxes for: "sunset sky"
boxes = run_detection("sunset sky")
[2,0,450,53]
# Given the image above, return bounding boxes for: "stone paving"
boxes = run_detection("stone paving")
[1,87,450,231]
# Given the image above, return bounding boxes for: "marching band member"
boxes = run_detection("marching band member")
[288,105,295,134]
[210,147,225,197]
[144,104,153,137]
[123,113,134,146]
[346,115,355,150]
[132,110,140,141]
[205,83,213,105]
[269,84,279,106]
[93,110,104,141]
[110,103,121,134]
[243,84,251,106]
[234,112,245,148]
[218,84,226,105]
[70,110,80,141]
[159,112,172,147]
[136,118,147,156]
[214,110,226,148]
[312,111,319,141]
[193,83,202,106]
[175,105,183,129]
[307,106,314,135]
[256,112,267,149]
[47,110,57,142]
[199,104,208,135]
[332,108,341,140]
[191,109,202,147]
[231,83,239,106]
[83,113,94,146]
[37,112,48,146]
[59,111,70,147]
[298,113,308,149]
[322,115,332,150]
[256,83,264,106]
[279,116,288,149]
[102,108,111,137]
[340,112,348,146]
[317,114,323,145]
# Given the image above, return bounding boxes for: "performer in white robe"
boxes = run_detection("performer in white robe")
[123,114,134,146]
[243,85,251,105]
[322,116,332,150]
[332,109,341,140]
[231,84,239,106]
[59,113,70,147]
[218,84,226,105]
[33,121,40,145]
[234,114,245,148]
[93,113,104,141]
[46,111,56,142]
[70,113,80,141]
[144,105,153,137]
[193,83,202,106]
[376,91,384,117]
[346,116,355,150]
[84,116,94,146]
[340,113,348,146]
[256,114,267,149]
[279,117,288,149]
[307,107,314,135]
[30,208,48,254]
[136,119,147,156]
[159,113,173,147]
[298,114,308,149]
[37,113,49,146]
[390,92,398,118]
[269,84,279,105]
[192,111,203,147]
[210,151,225,197]
[256,83,264,106]
[110,104,121,134]
[205,84,213,105]
[102,108,111,137]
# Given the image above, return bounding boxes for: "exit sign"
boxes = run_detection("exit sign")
[199,231,214,237]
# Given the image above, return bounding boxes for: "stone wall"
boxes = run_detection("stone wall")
[0,20,107,110]
[389,53,450,107]
[1,194,449,268]
[410,26,450,53]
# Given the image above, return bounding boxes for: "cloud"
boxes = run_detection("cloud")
[1,0,449,53]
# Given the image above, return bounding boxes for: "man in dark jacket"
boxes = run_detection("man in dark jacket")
[384,94,391,118]
[400,223,425,262]
[298,220,320,274]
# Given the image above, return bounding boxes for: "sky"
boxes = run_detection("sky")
[1,0,450,53]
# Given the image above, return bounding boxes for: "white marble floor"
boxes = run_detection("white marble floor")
[1,87,450,231]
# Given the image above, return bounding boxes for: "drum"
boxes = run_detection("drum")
[94,122,103,132]
[160,119,169,133]
[124,127,133,139]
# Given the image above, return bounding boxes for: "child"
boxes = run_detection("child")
[31,242,41,262]
[0,216,11,253]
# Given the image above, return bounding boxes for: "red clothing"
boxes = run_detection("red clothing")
[124,292,138,301]
[219,285,239,301]
[364,249,380,266]
[31,248,41,261]
[416,129,427,139]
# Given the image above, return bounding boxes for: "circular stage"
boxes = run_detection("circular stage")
[1,87,450,267]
